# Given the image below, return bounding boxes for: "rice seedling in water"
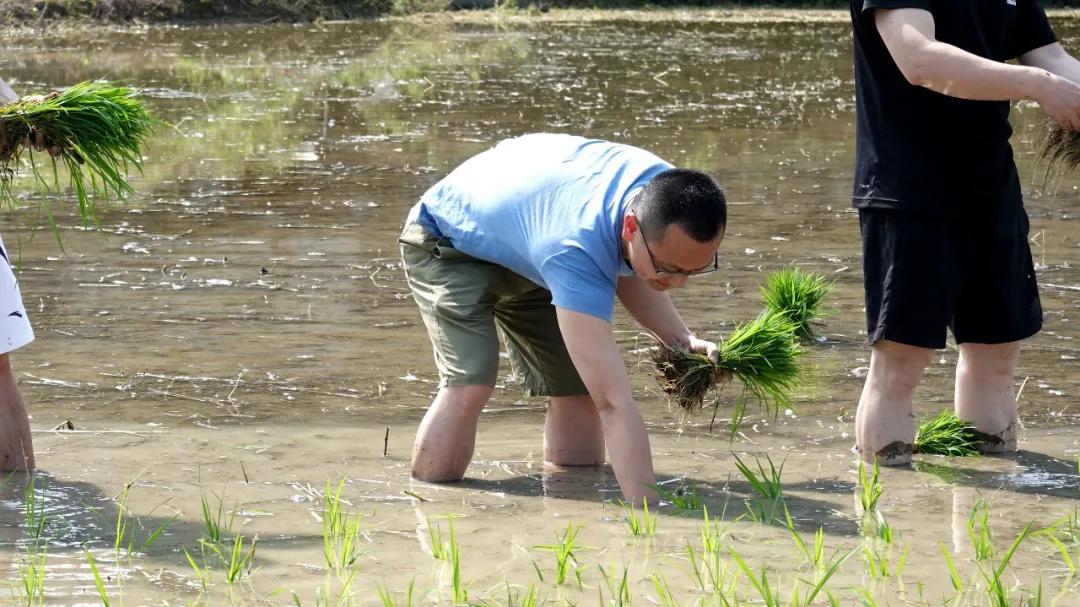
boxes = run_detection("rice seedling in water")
[535,523,580,586]
[652,483,704,511]
[16,545,46,606]
[622,499,656,537]
[968,499,994,561]
[84,550,111,607]
[860,543,908,579]
[734,453,785,524]
[784,507,825,570]
[597,564,631,607]
[426,515,447,561]
[24,475,47,548]
[321,478,363,576]
[183,544,211,592]
[914,411,981,457]
[0,81,154,225]
[650,571,680,607]
[734,453,785,500]
[857,459,883,514]
[650,312,801,434]
[199,485,236,544]
[981,522,1034,607]
[113,481,176,558]
[1037,509,1080,573]
[214,533,258,584]
[760,267,833,341]
[939,542,965,592]
[446,515,466,604]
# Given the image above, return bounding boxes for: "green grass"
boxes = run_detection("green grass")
[914,411,981,457]
[0,81,155,231]
[760,267,833,341]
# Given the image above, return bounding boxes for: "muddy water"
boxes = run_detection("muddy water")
[1,11,1080,605]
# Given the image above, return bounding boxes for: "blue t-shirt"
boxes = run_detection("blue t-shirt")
[412,133,672,322]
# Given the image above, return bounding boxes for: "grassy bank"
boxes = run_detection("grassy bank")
[5,0,1080,25]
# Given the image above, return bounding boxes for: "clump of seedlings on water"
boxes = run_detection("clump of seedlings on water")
[914,410,981,457]
[760,267,833,342]
[650,311,801,435]
[0,81,154,230]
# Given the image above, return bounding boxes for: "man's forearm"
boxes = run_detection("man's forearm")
[904,40,1050,102]
[595,397,658,505]
[616,277,692,346]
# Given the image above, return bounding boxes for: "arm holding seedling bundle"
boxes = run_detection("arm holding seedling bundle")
[616,276,729,383]
[1021,43,1080,96]
[875,8,1080,128]
[555,307,658,505]
[616,275,718,359]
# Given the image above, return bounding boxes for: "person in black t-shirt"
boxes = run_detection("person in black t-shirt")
[850,1,1080,465]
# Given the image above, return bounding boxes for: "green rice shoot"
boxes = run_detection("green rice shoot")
[650,312,801,431]
[914,410,981,457]
[0,80,154,227]
[760,266,833,341]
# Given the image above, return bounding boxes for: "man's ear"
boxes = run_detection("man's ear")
[620,214,638,243]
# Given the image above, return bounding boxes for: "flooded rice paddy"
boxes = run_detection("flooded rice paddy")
[3,10,1080,605]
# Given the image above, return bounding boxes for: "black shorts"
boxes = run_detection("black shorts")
[859,207,1042,349]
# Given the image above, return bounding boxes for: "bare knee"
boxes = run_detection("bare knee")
[870,340,933,394]
[958,343,1021,382]
[0,353,12,375]
[437,384,494,411]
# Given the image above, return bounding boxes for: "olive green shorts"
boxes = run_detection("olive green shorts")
[399,221,588,397]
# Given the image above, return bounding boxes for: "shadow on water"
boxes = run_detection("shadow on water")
[459,468,862,535]
[912,449,1080,499]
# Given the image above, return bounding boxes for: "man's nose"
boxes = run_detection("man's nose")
[668,274,689,288]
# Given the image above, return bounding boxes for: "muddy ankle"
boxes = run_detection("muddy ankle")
[971,422,1017,454]
[853,441,913,466]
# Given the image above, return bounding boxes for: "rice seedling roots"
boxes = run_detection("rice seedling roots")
[649,312,801,416]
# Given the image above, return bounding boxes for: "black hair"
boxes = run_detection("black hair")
[635,168,726,243]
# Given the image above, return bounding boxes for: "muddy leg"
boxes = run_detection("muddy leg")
[855,339,932,465]
[0,353,33,471]
[411,384,492,482]
[955,342,1021,453]
[544,394,604,467]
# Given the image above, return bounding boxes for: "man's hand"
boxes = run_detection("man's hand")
[686,334,732,385]
[1030,71,1080,130]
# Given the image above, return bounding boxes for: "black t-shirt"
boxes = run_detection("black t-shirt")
[850,0,1057,214]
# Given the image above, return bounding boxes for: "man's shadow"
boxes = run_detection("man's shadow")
[0,471,223,560]
[911,448,1080,499]
[456,466,863,537]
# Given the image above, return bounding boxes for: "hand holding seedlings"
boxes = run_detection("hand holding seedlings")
[0,80,155,223]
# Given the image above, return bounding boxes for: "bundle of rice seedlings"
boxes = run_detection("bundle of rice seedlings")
[760,267,833,341]
[914,410,980,457]
[0,80,154,224]
[651,312,802,428]
[1036,119,1080,179]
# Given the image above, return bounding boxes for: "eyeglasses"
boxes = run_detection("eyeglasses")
[637,222,719,278]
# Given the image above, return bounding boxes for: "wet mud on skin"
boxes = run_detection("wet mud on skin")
[2,13,1080,604]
